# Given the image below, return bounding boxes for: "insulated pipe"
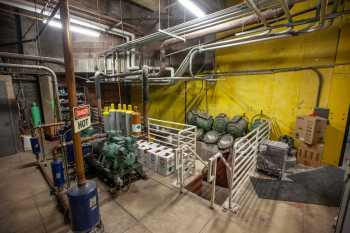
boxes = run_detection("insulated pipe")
[185,9,343,78]
[161,8,284,47]
[0,62,62,120]
[103,0,283,54]
[60,0,86,186]
[0,52,64,65]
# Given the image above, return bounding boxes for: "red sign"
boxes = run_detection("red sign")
[73,105,90,120]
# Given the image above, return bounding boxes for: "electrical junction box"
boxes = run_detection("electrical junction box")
[294,116,327,145]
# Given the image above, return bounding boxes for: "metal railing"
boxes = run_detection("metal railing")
[229,120,271,211]
[175,120,271,210]
[148,118,197,179]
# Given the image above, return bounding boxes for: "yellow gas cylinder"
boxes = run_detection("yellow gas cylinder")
[132,106,142,136]
[119,104,127,135]
[115,104,122,133]
[125,105,134,136]
[109,103,117,131]
[102,106,110,132]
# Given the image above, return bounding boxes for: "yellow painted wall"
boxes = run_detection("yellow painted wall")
[131,3,350,166]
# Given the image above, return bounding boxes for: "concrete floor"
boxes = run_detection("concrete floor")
[0,152,339,233]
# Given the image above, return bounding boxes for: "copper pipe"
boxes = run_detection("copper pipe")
[60,0,86,186]
[35,122,65,129]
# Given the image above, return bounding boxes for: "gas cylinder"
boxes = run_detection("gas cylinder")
[119,104,127,136]
[132,106,142,136]
[30,137,41,160]
[51,159,65,188]
[109,104,117,131]
[125,105,133,136]
[115,104,122,134]
[67,181,100,232]
[102,106,110,133]
[31,102,42,128]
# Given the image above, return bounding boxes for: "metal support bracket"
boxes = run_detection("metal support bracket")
[158,29,186,42]
[245,0,268,27]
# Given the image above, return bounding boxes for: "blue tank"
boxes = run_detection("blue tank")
[67,181,100,233]
[30,137,41,156]
[51,160,65,188]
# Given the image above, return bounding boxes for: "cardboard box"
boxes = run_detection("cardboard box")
[294,116,327,145]
[296,142,324,167]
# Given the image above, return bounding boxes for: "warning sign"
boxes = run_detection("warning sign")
[73,105,91,133]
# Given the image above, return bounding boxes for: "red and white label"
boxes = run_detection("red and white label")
[73,105,91,133]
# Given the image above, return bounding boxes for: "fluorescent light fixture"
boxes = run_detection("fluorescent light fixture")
[178,0,205,18]
[43,19,101,37]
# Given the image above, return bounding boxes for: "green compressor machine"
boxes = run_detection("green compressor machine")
[87,133,145,192]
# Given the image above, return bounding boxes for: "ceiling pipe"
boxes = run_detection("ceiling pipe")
[245,0,268,26]
[161,7,285,47]
[184,5,344,78]
[0,52,64,65]
[103,0,283,54]
[0,62,62,121]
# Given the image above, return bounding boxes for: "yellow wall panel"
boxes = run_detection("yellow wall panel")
[131,4,350,166]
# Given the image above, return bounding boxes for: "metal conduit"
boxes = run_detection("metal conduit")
[103,0,284,54]
[0,63,62,120]
[185,8,343,78]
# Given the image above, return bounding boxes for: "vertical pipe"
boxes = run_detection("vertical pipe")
[95,73,102,119]
[142,71,149,134]
[210,158,217,209]
[60,0,86,186]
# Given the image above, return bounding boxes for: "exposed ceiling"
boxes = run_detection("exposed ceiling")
[127,0,160,12]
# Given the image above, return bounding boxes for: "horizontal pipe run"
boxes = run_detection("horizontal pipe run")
[103,0,285,53]
[0,52,64,64]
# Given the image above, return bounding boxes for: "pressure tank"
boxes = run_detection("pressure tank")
[132,106,142,136]
[31,102,42,128]
[115,104,122,133]
[119,104,127,136]
[109,104,117,131]
[227,115,248,137]
[67,181,100,233]
[51,159,65,188]
[102,106,110,133]
[30,137,41,159]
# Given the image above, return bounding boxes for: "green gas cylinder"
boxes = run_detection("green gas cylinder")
[31,102,42,128]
